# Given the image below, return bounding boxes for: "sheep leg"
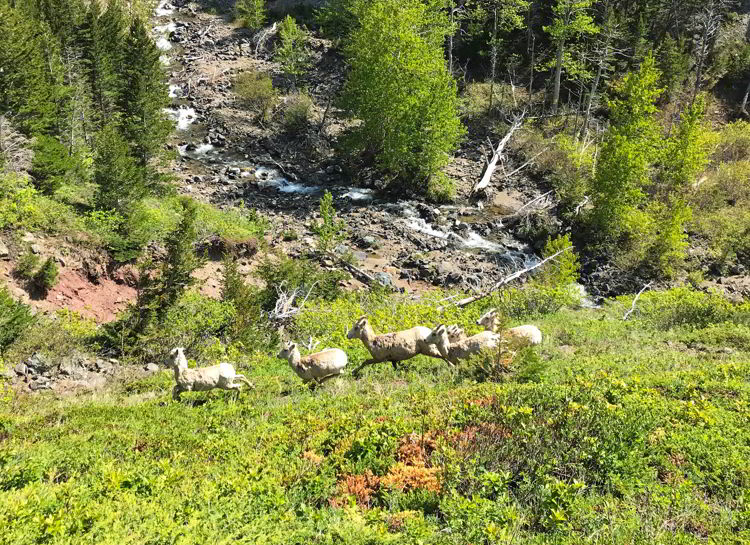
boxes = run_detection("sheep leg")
[172,385,184,402]
[233,375,255,389]
[351,358,380,377]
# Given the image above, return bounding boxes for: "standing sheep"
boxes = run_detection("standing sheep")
[168,347,254,401]
[346,316,450,376]
[277,341,348,385]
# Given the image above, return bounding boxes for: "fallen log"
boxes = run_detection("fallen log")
[471,112,525,197]
[447,246,572,309]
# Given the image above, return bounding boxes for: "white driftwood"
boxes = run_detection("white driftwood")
[449,246,573,309]
[472,113,525,197]
[623,282,652,321]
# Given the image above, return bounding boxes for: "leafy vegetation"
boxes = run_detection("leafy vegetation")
[2,285,750,542]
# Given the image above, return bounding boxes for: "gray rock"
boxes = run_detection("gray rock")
[95,359,112,372]
[361,236,377,248]
[333,243,350,256]
[0,239,9,258]
[144,363,160,373]
[14,362,28,376]
[30,243,43,254]
[374,272,393,288]
[26,353,52,372]
[29,378,53,391]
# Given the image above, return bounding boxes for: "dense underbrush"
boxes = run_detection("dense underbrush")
[1,285,749,543]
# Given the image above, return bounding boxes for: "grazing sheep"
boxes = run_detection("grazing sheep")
[425,324,503,365]
[476,308,543,347]
[168,347,254,401]
[277,341,348,385]
[346,316,449,376]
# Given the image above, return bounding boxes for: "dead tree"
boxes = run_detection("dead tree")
[471,112,525,197]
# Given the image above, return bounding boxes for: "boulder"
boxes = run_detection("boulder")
[0,239,9,258]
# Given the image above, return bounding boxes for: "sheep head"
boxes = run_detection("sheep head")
[477,308,499,330]
[167,347,188,369]
[446,324,466,343]
[277,341,298,360]
[425,324,450,358]
[347,316,369,340]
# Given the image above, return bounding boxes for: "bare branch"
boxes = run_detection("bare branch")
[472,112,525,197]
[447,246,573,309]
[623,282,652,321]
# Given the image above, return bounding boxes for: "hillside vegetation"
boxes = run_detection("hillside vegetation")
[2,287,750,543]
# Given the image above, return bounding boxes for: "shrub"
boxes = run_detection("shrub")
[0,286,34,353]
[685,322,750,351]
[13,251,41,281]
[275,15,311,85]
[715,120,750,163]
[234,70,277,122]
[312,190,346,252]
[235,0,266,30]
[0,173,82,233]
[255,256,346,310]
[281,92,314,133]
[32,258,59,293]
[633,287,746,330]
[425,172,455,203]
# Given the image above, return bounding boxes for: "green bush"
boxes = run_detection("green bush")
[0,286,34,353]
[234,70,277,122]
[425,172,456,204]
[685,322,750,351]
[0,173,82,233]
[13,251,41,281]
[633,287,748,330]
[312,190,346,252]
[32,257,59,293]
[235,0,266,30]
[275,15,311,85]
[715,120,750,163]
[256,256,347,311]
[281,92,313,133]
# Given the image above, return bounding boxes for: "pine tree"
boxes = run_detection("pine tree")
[116,17,171,168]
[235,0,266,31]
[29,135,74,194]
[94,123,144,211]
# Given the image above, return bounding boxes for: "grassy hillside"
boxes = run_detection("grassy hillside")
[2,288,750,544]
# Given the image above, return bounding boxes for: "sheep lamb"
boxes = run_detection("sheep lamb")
[347,316,449,376]
[476,309,543,347]
[425,324,503,365]
[277,341,348,384]
[168,347,254,401]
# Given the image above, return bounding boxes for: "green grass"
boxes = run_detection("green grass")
[1,288,750,543]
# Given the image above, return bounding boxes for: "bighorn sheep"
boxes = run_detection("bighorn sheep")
[168,347,254,401]
[277,341,348,385]
[347,316,450,376]
[476,308,542,347]
[425,324,503,365]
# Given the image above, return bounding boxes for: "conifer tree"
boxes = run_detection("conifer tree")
[94,123,144,211]
[116,17,171,168]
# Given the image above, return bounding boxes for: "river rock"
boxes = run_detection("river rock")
[29,378,53,391]
[0,239,9,258]
[26,353,53,373]
[374,272,393,288]
[361,236,377,248]
[14,362,28,376]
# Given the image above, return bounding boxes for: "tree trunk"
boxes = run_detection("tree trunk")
[551,40,564,114]
[581,41,608,139]
[489,6,498,111]
[741,77,750,117]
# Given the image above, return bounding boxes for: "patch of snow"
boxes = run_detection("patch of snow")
[168,84,182,98]
[342,187,375,201]
[163,106,197,130]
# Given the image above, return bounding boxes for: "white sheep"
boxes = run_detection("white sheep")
[425,324,503,365]
[476,308,543,347]
[346,316,449,376]
[168,347,254,401]
[277,341,348,385]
